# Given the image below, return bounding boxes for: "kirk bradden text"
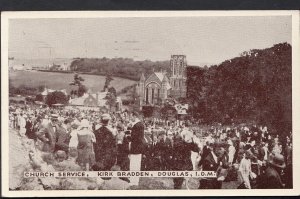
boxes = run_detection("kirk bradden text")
[24,171,217,178]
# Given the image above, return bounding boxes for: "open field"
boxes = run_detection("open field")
[9,70,136,93]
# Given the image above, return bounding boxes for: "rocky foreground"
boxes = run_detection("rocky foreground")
[9,128,239,190]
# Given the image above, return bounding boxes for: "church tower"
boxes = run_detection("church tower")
[170,55,187,98]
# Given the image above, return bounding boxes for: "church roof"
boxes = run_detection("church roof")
[153,72,171,90]
[154,72,165,82]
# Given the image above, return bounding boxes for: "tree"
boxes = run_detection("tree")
[78,85,87,97]
[105,92,116,111]
[103,73,114,91]
[46,91,69,107]
[35,94,44,102]
[108,87,117,97]
[69,73,86,97]
[186,42,292,135]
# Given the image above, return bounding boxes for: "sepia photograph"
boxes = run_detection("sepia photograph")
[1,11,299,197]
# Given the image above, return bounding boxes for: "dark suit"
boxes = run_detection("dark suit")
[199,152,221,189]
[36,123,57,153]
[25,120,35,139]
[130,121,145,154]
[199,145,210,168]
[172,136,199,189]
[158,137,173,170]
[117,135,130,171]
[93,126,117,171]
[146,141,161,170]
[55,126,71,153]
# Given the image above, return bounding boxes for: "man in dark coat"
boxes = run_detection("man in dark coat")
[157,132,173,170]
[199,143,222,189]
[146,134,161,170]
[198,141,212,169]
[128,111,145,186]
[92,114,117,172]
[55,118,72,154]
[257,153,286,189]
[172,131,199,189]
[25,116,35,139]
[36,114,58,153]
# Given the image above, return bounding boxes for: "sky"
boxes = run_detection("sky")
[8,16,291,65]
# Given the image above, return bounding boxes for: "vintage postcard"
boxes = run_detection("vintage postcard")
[1,11,300,197]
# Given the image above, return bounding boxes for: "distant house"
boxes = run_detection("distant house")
[69,91,123,111]
[49,62,71,71]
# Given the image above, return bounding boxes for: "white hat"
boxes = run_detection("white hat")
[51,114,59,120]
[101,113,111,122]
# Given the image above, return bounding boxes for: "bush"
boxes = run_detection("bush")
[46,91,69,106]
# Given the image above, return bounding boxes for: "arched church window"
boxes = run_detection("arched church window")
[152,88,155,104]
[146,88,149,104]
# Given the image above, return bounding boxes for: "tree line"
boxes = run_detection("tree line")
[70,57,171,80]
[186,43,292,136]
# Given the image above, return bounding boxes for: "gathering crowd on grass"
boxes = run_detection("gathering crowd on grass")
[9,102,293,189]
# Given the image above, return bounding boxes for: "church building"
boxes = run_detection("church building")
[138,55,187,106]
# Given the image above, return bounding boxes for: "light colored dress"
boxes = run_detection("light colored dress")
[228,145,236,164]
[239,157,251,189]
[76,128,96,170]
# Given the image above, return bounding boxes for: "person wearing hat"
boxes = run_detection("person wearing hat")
[238,150,253,189]
[55,118,72,154]
[127,111,145,187]
[18,113,27,136]
[36,114,59,153]
[92,113,117,174]
[76,119,96,171]
[257,153,286,189]
[199,143,223,189]
[25,114,35,140]
[172,130,199,189]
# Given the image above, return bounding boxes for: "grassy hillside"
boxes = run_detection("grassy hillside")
[9,71,136,94]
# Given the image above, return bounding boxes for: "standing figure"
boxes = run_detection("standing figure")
[128,111,145,186]
[19,113,27,136]
[55,118,72,154]
[76,119,96,170]
[172,130,199,189]
[158,132,173,170]
[36,114,58,153]
[147,134,161,170]
[93,114,117,171]
[257,153,286,189]
[238,150,252,189]
[199,143,223,189]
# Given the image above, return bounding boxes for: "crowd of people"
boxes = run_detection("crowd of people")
[9,103,293,189]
